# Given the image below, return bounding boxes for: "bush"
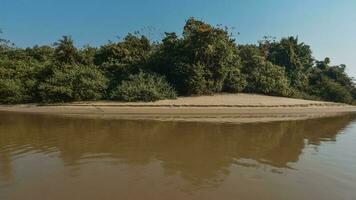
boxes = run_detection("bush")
[110,72,177,102]
[183,63,209,95]
[71,66,108,101]
[0,79,25,104]
[249,60,290,96]
[240,50,290,96]
[308,59,355,104]
[223,67,247,92]
[38,65,108,103]
[310,78,353,104]
[0,57,42,103]
[322,81,352,103]
[264,36,313,91]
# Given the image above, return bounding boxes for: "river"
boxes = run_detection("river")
[0,112,355,200]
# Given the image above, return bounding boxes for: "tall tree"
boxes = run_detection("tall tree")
[262,36,313,91]
[156,18,245,95]
[53,36,79,65]
[94,34,152,94]
[239,45,290,96]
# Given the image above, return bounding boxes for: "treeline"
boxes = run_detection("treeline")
[0,18,355,104]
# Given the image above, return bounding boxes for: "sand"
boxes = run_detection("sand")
[1,93,355,123]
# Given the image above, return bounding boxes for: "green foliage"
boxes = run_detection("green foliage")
[248,61,290,96]
[111,72,176,102]
[0,56,43,102]
[53,36,79,64]
[310,77,352,103]
[223,67,247,92]
[262,36,313,90]
[38,65,108,103]
[239,45,290,96]
[156,18,245,95]
[95,34,151,65]
[308,58,354,103]
[0,79,25,104]
[25,45,54,62]
[0,20,355,104]
[95,34,152,94]
[79,46,97,66]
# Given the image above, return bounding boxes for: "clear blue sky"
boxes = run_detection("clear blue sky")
[1,0,356,76]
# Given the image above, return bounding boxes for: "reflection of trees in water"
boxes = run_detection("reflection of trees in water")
[0,112,355,188]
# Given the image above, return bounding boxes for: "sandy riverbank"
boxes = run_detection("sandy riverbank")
[1,94,355,123]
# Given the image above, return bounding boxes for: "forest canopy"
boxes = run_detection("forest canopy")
[0,18,355,104]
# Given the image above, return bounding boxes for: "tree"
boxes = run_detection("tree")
[155,18,245,95]
[95,34,153,94]
[26,45,54,63]
[0,79,25,104]
[308,58,354,103]
[53,36,79,65]
[0,56,43,103]
[95,34,152,65]
[79,45,97,66]
[262,36,313,91]
[239,45,290,96]
[223,66,247,92]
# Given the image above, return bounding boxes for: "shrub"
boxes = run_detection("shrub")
[183,63,209,95]
[223,67,247,92]
[110,72,177,102]
[0,79,25,104]
[308,59,355,104]
[240,50,290,96]
[309,78,353,104]
[38,65,108,103]
[248,61,290,96]
[322,81,352,103]
[0,57,42,103]
[71,66,108,101]
[264,36,313,91]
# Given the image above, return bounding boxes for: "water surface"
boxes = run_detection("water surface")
[0,112,355,200]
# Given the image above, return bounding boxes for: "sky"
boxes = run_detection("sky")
[1,0,356,76]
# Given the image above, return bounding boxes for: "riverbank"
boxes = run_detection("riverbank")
[1,94,355,123]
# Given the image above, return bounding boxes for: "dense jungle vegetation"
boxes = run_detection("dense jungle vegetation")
[0,18,355,104]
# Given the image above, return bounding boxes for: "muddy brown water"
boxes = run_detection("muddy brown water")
[0,112,355,200]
